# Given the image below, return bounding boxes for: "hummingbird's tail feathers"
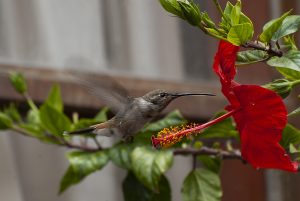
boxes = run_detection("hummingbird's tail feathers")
[63,122,111,136]
[64,127,95,135]
[91,122,108,129]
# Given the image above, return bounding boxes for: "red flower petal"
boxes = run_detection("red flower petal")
[232,85,298,172]
[213,40,240,84]
[213,40,298,172]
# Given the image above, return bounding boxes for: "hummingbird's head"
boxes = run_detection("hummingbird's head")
[143,89,215,110]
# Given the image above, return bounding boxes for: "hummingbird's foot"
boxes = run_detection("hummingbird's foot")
[123,136,134,143]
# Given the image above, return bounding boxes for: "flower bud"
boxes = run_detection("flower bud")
[159,0,201,26]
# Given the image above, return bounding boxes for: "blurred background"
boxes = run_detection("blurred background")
[0,0,300,201]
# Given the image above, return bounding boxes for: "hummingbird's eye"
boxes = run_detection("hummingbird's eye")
[159,92,167,97]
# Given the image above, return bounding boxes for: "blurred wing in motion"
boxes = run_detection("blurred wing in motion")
[67,71,133,114]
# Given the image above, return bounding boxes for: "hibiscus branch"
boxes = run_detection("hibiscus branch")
[173,147,243,160]
[242,41,283,57]
[11,125,103,152]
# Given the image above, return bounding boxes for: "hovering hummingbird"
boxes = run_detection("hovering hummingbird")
[65,73,215,142]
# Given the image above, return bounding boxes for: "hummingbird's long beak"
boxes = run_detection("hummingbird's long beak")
[170,92,216,97]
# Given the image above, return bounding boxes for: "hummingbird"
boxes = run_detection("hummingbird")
[65,73,215,141]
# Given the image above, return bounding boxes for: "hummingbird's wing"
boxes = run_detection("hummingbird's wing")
[68,72,133,114]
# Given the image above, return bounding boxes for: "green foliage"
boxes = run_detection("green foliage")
[123,172,171,201]
[109,143,133,170]
[94,107,109,122]
[201,12,216,28]
[159,0,254,44]
[9,72,27,94]
[131,147,173,191]
[135,110,186,145]
[71,118,98,131]
[280,124,300,149]
[199,111,238,139]
[181,169,222,201]
[198,156,221,174]
[39,103,71,137]
[289,144,299,154]
[59,151,109,194]
[272,15,300,41]
[204,28,226,40]
[159,0,183,17]
[3,104,21,123]
[220,1,254,45]
[283,35,298,51]
[178,1,201,26]
[236,50,268,65]
[45,84,63,112]
[143,110,186,132]
[159,0,201,26]
[267,50,300,72]
[263,79,293,99]
[276,68,300,81]
[19,123,55,143]
[259,10,292,43]
[0,112,13,129]
[227,23,253,45]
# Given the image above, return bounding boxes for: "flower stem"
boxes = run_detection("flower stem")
[23,92,39,112]
[212,0,225,19]
[291,79,300,87]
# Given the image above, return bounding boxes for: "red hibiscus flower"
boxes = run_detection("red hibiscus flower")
[214,41,297,172]
[152,40,298,172]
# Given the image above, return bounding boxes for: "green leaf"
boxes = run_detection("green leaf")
[227,23,253,45]
[123,172,171,201]
[220,1,234,30]
[142,110,186,132]
[263,79,293,98]
[239,12,253,25]
[230,0,241,25]
[59,151,109,194]
[45,84,63,112]
[0,112,12,129]
[280,124,300,148]
[272,15,300,41]
[3,103,21,123]
[283,35,298,51]
[9,72,27,94]
[267,50,300,72]
[289,144,299,153]
[276,67,300,81]
[94,107,109,122]
[19,123,60,144]
[135,110,186,145]
[182,169,222,201]
[109,143,133,170]
[289,106,300,117]
[220,1,253,34]
[71,118,98,131]
[259,10,292,43]
[197,156,221,174]
[236,50,268,65]
[131,147,173,191]
[39,103,71,136]
[199,111,238,139]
